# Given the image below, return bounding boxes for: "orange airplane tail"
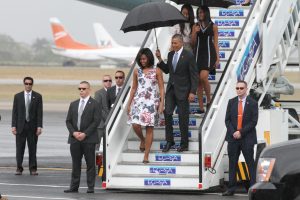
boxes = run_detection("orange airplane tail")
[50,18,97,50]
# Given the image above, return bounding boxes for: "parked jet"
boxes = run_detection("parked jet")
[50,17,140,62]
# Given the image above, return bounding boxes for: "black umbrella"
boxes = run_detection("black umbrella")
[121,2,187,49]
[170,0,236,8]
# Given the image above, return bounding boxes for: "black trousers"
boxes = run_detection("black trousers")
[164,87,190,147]
[70,142,96,190]
[227,141,256,191]
[95,128,104,150]
[16,122,38,171]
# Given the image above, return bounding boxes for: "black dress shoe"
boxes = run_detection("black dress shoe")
[15,169,22,175]
[30,170,39,176]
[87,188,94,193]
[222,190,235,196]
[162,141,175,152]
[242,1,251,6]
[64,189,78,193]
[177,146,188,152]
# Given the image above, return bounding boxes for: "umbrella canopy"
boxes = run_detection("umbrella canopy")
[120,2,187,33]
[170,0,236,8]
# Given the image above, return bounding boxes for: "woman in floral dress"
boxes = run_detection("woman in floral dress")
[127,48,164,164]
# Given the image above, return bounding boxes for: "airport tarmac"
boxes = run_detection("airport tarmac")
[0,110,249,200]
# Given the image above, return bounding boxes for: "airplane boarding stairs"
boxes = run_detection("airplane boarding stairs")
[102,0,300,190]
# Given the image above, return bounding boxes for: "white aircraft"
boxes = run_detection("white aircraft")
[49,18,140,62]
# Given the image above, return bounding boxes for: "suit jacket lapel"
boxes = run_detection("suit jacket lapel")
[112,86,117,99]
[175,50,185,73]
[242,96,249,122]
[29,91,35,111]
[21,93,26,113]
[233,97,238,117]
[82,97,92,117]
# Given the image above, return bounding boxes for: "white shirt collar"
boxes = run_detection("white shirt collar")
[175,46,183,56]
[239,96,247,102]
[80,96,90,103]
[24,90,32,96]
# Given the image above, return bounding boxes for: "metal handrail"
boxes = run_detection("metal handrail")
[198,0,264,184]
[102,30,152,182]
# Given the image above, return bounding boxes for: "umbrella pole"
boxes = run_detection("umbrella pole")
[154,28,159,50]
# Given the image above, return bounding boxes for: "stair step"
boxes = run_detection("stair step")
[115,163,199,176]
[129,129,199,140]
[218,61,229,71]
[289,128,300,135]
[156,116,202,128]
[123,149,199,155]
[121,151,199,163]
[107,176,199,189]
[218,29,241,39]
[119,160,199,166]
[219,40,236,50]
[113,173,198,178]
[219,50,232,61]
[127,139,199,151]
[210,8,249,18]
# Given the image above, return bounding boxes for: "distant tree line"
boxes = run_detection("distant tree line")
[0,34,67,65]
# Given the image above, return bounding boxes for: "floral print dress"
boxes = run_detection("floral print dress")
[128,66,160,127]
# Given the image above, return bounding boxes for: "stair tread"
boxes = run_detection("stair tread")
[218,27,242,30]
[118,161,199,166]
[106,185,199,190]
[213,16,247,19]
[218,37,239,40]
[123,149,199,154]
[154,127,199,130]
[128,138,199,142]
[113,173,199,179]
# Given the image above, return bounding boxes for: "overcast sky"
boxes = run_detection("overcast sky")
[0,0,146,46]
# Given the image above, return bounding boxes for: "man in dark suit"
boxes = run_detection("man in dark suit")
[94,75,112,145]
[156,34,198,152]
[12,77,43,176]
[65,81,101,194]
[223,80,258,196]
[107,71,125,110]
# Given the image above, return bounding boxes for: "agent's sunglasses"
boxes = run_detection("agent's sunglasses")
[24,83,33,86]
[103,80,112,82]
[115,76,124,80]
[236,87,245,90]
[78,88,87,91]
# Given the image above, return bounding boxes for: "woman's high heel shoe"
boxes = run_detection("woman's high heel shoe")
[143,160,149,164]
[140,147,145,152]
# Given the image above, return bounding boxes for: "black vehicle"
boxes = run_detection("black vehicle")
[249,139,300,200]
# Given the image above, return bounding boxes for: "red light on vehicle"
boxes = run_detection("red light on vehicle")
[96,153,103,166]
[198,183,203,189]
[102,181,107,188]
[204,153,212,168]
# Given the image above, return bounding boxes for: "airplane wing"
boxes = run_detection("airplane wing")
[77,0,163,12]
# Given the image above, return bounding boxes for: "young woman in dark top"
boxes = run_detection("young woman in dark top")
[191,6,220,114]
[172,4,194,52]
